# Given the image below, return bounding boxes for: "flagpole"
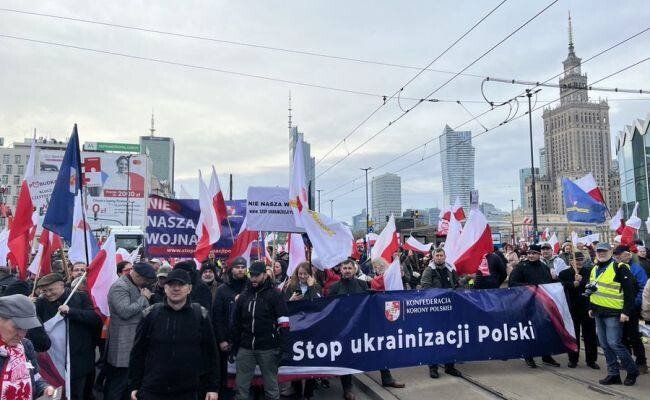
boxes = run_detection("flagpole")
[80,193,91,266]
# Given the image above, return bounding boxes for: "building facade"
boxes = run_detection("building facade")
[519,167,539,210]
[439,125,475,210]
[140,135,175,197]
[289,126,316,208]
[539,16,615,213]
[616,114,649,243]
[539,148,547,177]
[371,173,401,230]
[352,209,367,233]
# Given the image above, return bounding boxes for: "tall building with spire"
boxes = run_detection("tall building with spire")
[140,112,175,197]
[439,125,475,210]
[537,14,614,213]
[288,94,316,208]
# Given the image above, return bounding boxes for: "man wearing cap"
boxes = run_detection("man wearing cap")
[149,259,162,272]
[588,243,639,385]
[232,261,289,400]
[558,252,599,369]
[0,294,55,398]
[35,273,102,399]
[129,269,219,400]
[150,266,172,305]
[173,261,213,311]
[508,244,560,368]
[613,245,648,374]
[212,256,249,399]
[104,262,156,400]
[540,242,568,278]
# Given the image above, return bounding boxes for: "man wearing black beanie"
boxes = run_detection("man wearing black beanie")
[173,260,213,312]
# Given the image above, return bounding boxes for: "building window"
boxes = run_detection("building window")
[14,155,21,164]
[2,155,8,164]
[3,186,9,195]
[17,165,23,174]
[1,175,7,184]
[4,165,11,174]
[13,176,19,185]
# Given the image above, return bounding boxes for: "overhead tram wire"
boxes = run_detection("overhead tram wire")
[327,56,650,201]
[316,0,559,180]
[321,26,650,196]
[0,7,489,80]
[314,0,509,166]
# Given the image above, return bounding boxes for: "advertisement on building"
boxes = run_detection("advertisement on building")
[34,151,150,229]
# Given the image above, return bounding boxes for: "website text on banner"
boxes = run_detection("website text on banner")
[279,283,575,375]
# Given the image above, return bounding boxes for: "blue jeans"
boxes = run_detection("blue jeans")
[595,315,639,376]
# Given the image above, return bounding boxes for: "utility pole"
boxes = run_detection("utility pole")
[526,89,541,242]
[317,189,322,213]
[329,199,334,219]
[361,167,372,234]
[510,199,515,245]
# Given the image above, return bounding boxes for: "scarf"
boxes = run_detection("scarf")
[0,339,32,400]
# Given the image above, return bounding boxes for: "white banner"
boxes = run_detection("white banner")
[246,186,305,233]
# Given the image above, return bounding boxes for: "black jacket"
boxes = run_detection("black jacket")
[35,290,101,378]
[129,301,219,395]
[232,278,289,351]
[421,265,458,290]
[559,265,593,314]
[508,260,554,287]
[327,277,369,296]
[191,280,214,312]
[212,277,248,344]
[474,253,508,289]
[283,283,322,301]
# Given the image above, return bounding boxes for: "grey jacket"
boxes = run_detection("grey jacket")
[107,275,150,367]
[420,263,458,290]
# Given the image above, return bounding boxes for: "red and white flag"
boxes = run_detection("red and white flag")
[448,207,493,275]
[383,257,404,291]
[38,313,70,395]
[574,173,605,204]
[443,211,463,266]
[541,227,550,241]
[620,202,641,251]
[371,215,399,263]
[68,193,99,264]
[227,216,258,267]
[7,135,37,278]
[548,233,560,254]
[195,170,221,263]
[0,229,9,267]
[115,245,141,264]
[27,229,62,278]
[86,234,118,317]
[403,236,432,254]
[209,166,229,223]
[287,233,306,277]
[452,197,466,221]
[609,207,625,235]
[289,140,310,228]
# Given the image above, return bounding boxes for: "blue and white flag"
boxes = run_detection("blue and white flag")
[562,177,607,223]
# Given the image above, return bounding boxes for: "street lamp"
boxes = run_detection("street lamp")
[524,88,541,242]
[124,154,134,226]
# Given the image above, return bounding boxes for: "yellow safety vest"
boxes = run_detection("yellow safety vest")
[589,262,626,310]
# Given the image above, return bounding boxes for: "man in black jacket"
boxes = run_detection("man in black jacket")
[212,256,248,399]
[35,273,102,400]
[474,252,507,289]
[174,261,213,312]
[129,269,219,400]
[508,244,560,368]
[558,252,599,369]
[232,261,289,400]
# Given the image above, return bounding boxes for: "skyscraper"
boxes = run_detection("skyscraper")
[371,173,401,230]
[519,167,539,209]
[140,113,175,197]
[539,15,614,213]
[439,125,475,210]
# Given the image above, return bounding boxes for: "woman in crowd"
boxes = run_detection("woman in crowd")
[273,259,289,289]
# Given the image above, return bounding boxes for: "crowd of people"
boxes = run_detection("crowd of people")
[0,237,649,399]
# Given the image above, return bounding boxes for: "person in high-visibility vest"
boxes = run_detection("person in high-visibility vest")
[588,242,639,386]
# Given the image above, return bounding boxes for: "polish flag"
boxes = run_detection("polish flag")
[263,233,276,265]
[452,197,466,221]
[209,166,229,223]
[402,236,432,254]
[68,193,100,264]
[541,228,550,242]
[0,229,9,266]
[86,234,118,317]
[440,207,451,221]
[442,211,463,266]
[27,229,62,278]
[448,207,493,275]
[574,173,605,204]
[195,170,221,264]
[383,257,404,291]
[371,215,399,263]
[609,207,625,235]
[548,233,560,254]
[351,241,362,260]
[286,233,306,277]
[620,203,641,252]
[7,135,37,278]
[227,217,257,267]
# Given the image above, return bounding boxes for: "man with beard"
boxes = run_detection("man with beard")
[508,244,560,368]
[212,256,249,399]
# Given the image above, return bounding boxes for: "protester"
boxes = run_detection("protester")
[0,282,51,352]
[116,261,133,277]
[69,261,87,281]
[200,263,219,302]
[558,253,599,369]
[104,262,156,400]
[129,269,219,400]
[559,243,573,265]
[642,279,650,321]
[540,242,568,278]
[232,261,290,400]
[508,244,560,368]
[588,243,639,386]
[613,245,648,374]
[420,248,463,378]
[0,266,18,296]
[150,265,171,305]
[149,258,162,272]
[35,273,102,399]
[0,294,56,398]
[173,261,213,311]
[637,246,650,276]
[284,262,322,301]
[212,256,249,399]
[474,252,508,289]
[272,259,289,289]
[504,251,520,277]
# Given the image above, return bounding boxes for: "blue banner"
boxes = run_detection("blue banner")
[281,283,576,374]
[562,177,607,223]
[145,195,247,259]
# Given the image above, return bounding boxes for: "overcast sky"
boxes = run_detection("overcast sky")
[1,0,648,224]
